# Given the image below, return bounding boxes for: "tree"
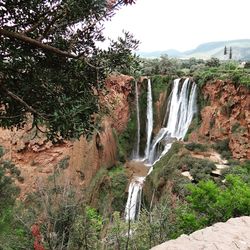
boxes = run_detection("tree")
[177,174,250,235]
[229,47,232,59]
[0,0,139,140]
[224,46,227,55]
[205,57,220,67]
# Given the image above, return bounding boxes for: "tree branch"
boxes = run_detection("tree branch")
[0,28,78,59]
[1,86,47,120]
[37,12,65,41]
[0,28,103,69]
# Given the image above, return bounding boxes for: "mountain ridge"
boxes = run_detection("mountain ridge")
[138,39,250,60]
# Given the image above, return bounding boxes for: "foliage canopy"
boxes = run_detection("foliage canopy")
[0,0,139,140]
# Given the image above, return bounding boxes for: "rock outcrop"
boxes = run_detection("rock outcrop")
[190,80,250,160]
[151,216,250,250]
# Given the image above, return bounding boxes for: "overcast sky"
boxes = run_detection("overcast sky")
[103,0,250,52]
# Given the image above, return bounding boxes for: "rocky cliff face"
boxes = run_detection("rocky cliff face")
[191,80,250,160]
[0,74,133,198]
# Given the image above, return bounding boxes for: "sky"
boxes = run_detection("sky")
[103,0,250,52]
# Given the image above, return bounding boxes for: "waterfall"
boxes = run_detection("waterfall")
[148,78,197,164]
[125,177,144,221]
[124,77,197,221]
[133,81,140,159]
[144,78,153,160]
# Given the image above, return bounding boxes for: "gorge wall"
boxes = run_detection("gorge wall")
[190,80,250,160]
[0,76,249,199]
[0,74,133,198]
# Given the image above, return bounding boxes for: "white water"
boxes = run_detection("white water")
[148,78,197,164]
[144,79,153,160]
[133,81,140,159]
[125,177,144,221]
[125,78,197,221]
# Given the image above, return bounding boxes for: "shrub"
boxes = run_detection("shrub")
[109,166,128,212]
[176,174,250,235]
[205,58,220,67]
[213,139,232,159]
[185,142,207,152]
[57,156,70,169]
[117,111,137,161]
[221,161,250,184]
[151,75,171,101]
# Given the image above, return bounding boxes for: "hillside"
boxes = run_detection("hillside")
[138,39,250,60]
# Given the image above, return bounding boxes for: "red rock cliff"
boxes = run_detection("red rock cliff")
[0,74,133,198]
[190,80,250,160]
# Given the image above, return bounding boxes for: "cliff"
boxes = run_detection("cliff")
[191,80,250,160]
[0,76,249,199]
[0,74,133,198]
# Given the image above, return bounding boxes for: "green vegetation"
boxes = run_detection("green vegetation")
[151,75,172,101]
[142,54,250,89]
[177,174,250,234]
[87,165,128,217]
[221,161,250,183]
[184,117,200,141]
[57,156,70,170]
[0,0,139,140]
[0,147,20,212]
[212,139,232,159]
[193,61,250,88]
[116,111,137,162]
[145,142,216,202]
[103,161,250,249]
[0,147,32,249]
[0,144,249,249]
[185,142,208,152]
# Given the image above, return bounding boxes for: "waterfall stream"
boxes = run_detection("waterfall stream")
[133,81,141,160]
[148,78,197,164]
[144,79,153,160]
[125,78,197,221]
[124,176,144,221]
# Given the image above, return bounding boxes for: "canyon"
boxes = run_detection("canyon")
[0,75,249,199]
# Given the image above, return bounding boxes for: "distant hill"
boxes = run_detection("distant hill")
[138,39,250,60]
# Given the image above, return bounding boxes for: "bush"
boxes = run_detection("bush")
[109,166,128,212]
[205,58,220,67]
[57,156,70,169]
[151,75,171,101]
[117,111,137,161]
[221,161,250,184]
[185,142,207,152]
[176,174,250,235]
[213,139,232,159]
[87,166,128,217]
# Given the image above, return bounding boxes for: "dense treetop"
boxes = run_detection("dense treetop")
[0,0,139,140]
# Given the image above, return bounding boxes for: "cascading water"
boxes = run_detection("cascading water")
[125,77,197,221]
[125,79,153,221]
[132,81,140,160]
[124,177,144,221]
[144,78,153,160]
[148,78,197,164]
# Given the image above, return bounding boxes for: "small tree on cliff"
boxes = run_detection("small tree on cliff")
[0,0,139,140]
